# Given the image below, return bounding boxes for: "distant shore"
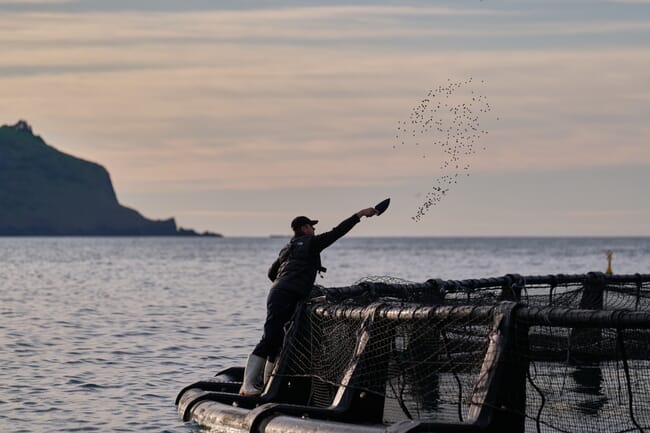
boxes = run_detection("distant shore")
[0,120,222,237]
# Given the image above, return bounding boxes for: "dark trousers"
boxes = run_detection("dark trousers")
[252,288,302,361]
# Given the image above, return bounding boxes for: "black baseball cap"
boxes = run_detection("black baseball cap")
[291,216,318,230]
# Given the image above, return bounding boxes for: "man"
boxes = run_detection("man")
[240,206,378,396]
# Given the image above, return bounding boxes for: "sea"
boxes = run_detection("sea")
[1,236,649,433]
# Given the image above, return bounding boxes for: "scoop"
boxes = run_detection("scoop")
[374,198,391,216]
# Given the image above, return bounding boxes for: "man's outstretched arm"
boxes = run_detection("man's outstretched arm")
[312,208,377,252]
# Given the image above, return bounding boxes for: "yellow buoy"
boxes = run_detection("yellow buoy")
[606,250,613,275]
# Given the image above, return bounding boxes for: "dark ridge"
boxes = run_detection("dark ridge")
[0,120,221,236]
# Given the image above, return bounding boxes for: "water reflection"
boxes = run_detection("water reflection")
[572,363,608,415]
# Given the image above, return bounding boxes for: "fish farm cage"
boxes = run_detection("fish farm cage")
[177,272,650,433]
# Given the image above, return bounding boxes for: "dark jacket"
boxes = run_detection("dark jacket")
[267,214,361,297]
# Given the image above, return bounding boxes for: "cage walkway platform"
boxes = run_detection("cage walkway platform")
[177,273,650,433]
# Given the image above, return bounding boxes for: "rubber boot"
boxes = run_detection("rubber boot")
[263,359,276,388]
[239,354,265,396]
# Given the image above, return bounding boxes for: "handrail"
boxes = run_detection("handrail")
[321,273,650,303]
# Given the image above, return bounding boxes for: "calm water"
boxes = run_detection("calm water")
[1,237,649,432]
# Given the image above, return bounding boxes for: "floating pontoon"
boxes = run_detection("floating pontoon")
[177,273,650,433]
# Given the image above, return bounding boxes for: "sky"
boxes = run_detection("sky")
[1,0,649,236]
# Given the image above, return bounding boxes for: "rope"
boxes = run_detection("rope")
[441,329,464,422]
[617,329,645,433]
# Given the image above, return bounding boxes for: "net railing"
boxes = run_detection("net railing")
[324,273,650,311]
[281,302,497,423]
[518,307,650,433]
[271,273,650,433]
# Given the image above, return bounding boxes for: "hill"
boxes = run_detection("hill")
[0,120,220,236]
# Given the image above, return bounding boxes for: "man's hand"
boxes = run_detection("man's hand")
[357,207,378,218]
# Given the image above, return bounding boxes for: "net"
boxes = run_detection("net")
[281,302,495,423]
[272,273,650,432]
[518,308,650,433]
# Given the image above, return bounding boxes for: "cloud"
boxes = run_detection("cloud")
[173,209,289,217]
[2,42,649,194]
[1,6,648,49]
[565,209,650,218]
[0,0,73,3]
[1,7,648,199]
